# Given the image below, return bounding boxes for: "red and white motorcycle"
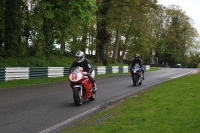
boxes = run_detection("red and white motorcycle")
[68,66,96,106]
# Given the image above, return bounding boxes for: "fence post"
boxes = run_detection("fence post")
[29,67,48,79]
[106,66,112,74]
[0,68,5,82]
[118,66,123,73]
[64,67,70,77]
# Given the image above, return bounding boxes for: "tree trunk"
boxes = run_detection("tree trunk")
[81,28,87,53]
[42,16,54,56]
[91,34,94,56]
[112,26,121,63]
[0,42,2,56]
[96,0,111,65]
[112,6,123,63]
[117,42,121,61]
[60,37,65,56]
[71,36,77,56]
[0,0,4,56]
[4,0,22,57]
[119,15,136,62]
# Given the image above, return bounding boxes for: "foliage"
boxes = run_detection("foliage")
[0,56,74,67]
[1,0,97,57]
[153,5,199,67]
[0,56,128,67]
[187,53,200,68]
[0,0,199,67]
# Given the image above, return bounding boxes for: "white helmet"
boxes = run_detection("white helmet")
[75,51,85,63]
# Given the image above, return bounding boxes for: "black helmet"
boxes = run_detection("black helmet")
[135,54,140,59]
[75,50,85,63]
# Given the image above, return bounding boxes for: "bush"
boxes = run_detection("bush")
[197,63,200,68]
[0,55,127,67]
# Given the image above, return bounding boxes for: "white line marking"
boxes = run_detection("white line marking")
[38,105,101,133]
[39,69,197,133]
[172,70,196,79]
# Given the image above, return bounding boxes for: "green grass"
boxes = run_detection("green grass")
[0,77,68,89]
[0,73,131,89]
[62,72,200,133]
[146,67,160,72]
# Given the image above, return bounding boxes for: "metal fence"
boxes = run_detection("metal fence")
[0,65,150,82]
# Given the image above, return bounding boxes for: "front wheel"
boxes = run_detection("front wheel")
[73,87,83,106]
[133,76,137,86]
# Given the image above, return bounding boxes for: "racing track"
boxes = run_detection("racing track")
[0,68,197,133]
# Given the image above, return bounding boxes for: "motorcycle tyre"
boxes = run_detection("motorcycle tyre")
[133,76,137,86]
[73,87,83,106]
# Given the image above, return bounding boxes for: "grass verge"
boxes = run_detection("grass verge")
[62,72,200,133]
[0,67,160,89]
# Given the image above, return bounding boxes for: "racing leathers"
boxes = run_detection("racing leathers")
[130,58,144,80]
[70,58,96,89]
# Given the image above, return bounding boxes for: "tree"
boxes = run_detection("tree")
[96,0,111,65]
[4,0,25,57]
[119,0,157,62]
[23,0,97,57]
[0,0,5,55]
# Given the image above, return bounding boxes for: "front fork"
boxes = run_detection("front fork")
[138,73,143,83]
[73,84,83,96]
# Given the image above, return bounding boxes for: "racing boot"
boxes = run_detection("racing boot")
[142,73,144,80]
[92,83,97,92]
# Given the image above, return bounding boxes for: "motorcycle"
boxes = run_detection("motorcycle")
[68,66,96,106]
[130,64,143,86]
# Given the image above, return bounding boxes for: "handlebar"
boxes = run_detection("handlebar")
[83,72,89,76]
[83,72,87,75]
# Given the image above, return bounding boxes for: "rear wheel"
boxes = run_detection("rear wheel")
[133,76,137,86]
[73,87,83,106]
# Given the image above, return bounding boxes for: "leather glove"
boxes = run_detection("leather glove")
[87,73,91,77]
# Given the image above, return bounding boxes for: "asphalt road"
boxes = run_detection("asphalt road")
[0,68,197,133]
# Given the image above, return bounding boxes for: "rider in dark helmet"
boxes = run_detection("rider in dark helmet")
[70,50,97,91]
[130,54,144,80]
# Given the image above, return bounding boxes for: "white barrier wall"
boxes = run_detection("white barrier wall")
[112,66,119,73]
[5,67,29,81]
[48,67,64,78]
[97,66,106,75]
[0,65,151,81]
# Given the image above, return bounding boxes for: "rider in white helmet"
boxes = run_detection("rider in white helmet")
[70,50,97,91]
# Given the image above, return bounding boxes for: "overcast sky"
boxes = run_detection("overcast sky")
[157,0,200,34]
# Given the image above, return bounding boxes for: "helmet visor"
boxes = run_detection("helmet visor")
[76,56,82,61]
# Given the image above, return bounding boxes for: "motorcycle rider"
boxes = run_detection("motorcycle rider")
[130,54,144,80]
[70,50,97,91]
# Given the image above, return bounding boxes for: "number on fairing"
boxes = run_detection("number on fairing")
[72,74,77,80]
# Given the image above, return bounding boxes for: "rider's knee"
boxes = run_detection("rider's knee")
[91,78,95,83]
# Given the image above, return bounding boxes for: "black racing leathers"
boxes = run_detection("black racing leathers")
[70,58,95,86]
[130,58,143,70]
[71,58,93,74]
[130,58,144,79]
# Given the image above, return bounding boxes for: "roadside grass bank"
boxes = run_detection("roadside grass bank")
[0,67,160,89]
[62,72,200,133]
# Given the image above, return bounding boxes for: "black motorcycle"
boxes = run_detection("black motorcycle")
[130,64,143,86]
